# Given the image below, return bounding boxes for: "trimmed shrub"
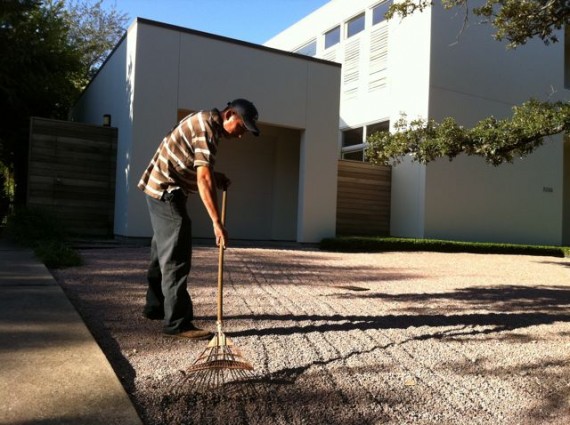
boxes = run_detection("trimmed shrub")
[4,207,82,268]
[320,236,569,258]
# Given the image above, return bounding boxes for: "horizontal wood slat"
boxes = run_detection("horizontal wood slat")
[336,160,391,236]
[27,117,118,236]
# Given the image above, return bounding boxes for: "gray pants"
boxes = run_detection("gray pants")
[144,190,193,334]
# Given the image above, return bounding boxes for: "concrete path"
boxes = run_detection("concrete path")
[0,240,142,425]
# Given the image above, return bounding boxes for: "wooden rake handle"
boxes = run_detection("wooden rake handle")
[217,188,227,325]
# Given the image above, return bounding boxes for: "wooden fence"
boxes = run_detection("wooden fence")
[336,160,391,236]
[27,117,117,237]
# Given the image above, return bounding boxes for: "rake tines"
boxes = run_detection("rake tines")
[181,326,256,395]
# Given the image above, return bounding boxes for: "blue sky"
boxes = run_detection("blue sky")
[103,0,330,44]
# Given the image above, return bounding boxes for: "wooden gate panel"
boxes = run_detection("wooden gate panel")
[28,118,117,237]
[336,160,391,236]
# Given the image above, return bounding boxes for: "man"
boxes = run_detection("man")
[138,98,260,339]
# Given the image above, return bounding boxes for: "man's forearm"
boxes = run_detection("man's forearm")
[196,166,221,224]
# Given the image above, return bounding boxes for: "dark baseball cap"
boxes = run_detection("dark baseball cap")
[228,98,260,136]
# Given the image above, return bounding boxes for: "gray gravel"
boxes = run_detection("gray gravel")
[52,245,570,425]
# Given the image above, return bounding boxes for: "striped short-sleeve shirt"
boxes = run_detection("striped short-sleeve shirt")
[138,109,223,199]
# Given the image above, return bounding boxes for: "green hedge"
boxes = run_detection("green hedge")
[320,236,569,258]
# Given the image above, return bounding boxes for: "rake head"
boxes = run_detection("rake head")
[181,325,255,393]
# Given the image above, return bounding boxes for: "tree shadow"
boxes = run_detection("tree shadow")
[444,357,570,422]
[536,260,570,269]
[201,285,570,342]
[225,311,570,339]
[330,284,570,313]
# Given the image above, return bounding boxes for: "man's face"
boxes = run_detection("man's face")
[223,111,248,139]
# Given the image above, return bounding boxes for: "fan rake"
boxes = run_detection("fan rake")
[181,187,255,392]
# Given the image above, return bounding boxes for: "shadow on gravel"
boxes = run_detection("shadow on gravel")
[536,260,570,269]
[223,285,570,341]
[53,249,570,424]
[446,357,570,423]
[227,311,570,340]
[332,284,570,313]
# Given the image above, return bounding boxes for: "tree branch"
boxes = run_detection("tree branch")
[366,100,570,166]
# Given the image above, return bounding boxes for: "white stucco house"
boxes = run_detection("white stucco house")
[266,0,570,246]
[71,18,341,243]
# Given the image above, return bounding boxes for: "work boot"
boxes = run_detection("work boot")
[163,324,212,340]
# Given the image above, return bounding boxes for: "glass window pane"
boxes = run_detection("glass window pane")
[295,40,316,57]
[367,121,390,137]
[325,26,340,49]
[342,127,363,147]
[342,150,364,161]
[347,13,365,38]
[373,1,392,26]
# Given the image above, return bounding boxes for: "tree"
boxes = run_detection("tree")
[387,0,569,48]
[0,0,128,208]
[366,0,570,166]
[367,100,570,166]
[0,0,84,206]
[64,0,129,84]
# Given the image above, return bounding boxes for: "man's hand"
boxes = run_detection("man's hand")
[214,172,231,190]
[213,220,228,249]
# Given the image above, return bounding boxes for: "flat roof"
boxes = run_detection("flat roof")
[136,18,341,68]
[76,17,341,105]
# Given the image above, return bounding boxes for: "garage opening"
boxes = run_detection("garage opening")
[188,123,301,241]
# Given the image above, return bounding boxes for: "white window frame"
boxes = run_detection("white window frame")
[340,120,390,161]
[372,1,393,26]
[294,39,317,57]
[346,13,366,39]
[324,25,341,50]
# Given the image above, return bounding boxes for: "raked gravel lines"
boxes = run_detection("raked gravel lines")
[53,246,570,425]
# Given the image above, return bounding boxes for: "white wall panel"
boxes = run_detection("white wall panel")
[74,19,340,242]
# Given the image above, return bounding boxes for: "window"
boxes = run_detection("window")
[342,150,364,161]
[372,1,392,26]
[177,109,195,122]
[295,40,316,57]
[341,121,390,161]
[346,13,365,38]
[366,121,390,138]
[342,127,363,147]
[341,127,364,160]
[325,26,340,49]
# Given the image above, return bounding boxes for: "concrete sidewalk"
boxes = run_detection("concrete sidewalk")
[0,240,142,425]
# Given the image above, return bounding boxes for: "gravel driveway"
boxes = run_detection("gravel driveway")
[52,244,570,425]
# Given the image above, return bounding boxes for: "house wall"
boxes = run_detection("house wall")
[125,22,180,238]
[266,0,569,246]
[73,19,341,243]
[385,6,432,238]
[71,27,137,238]
[266,0,433,238]
[266,0,401,129]
[425,3,567,245]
